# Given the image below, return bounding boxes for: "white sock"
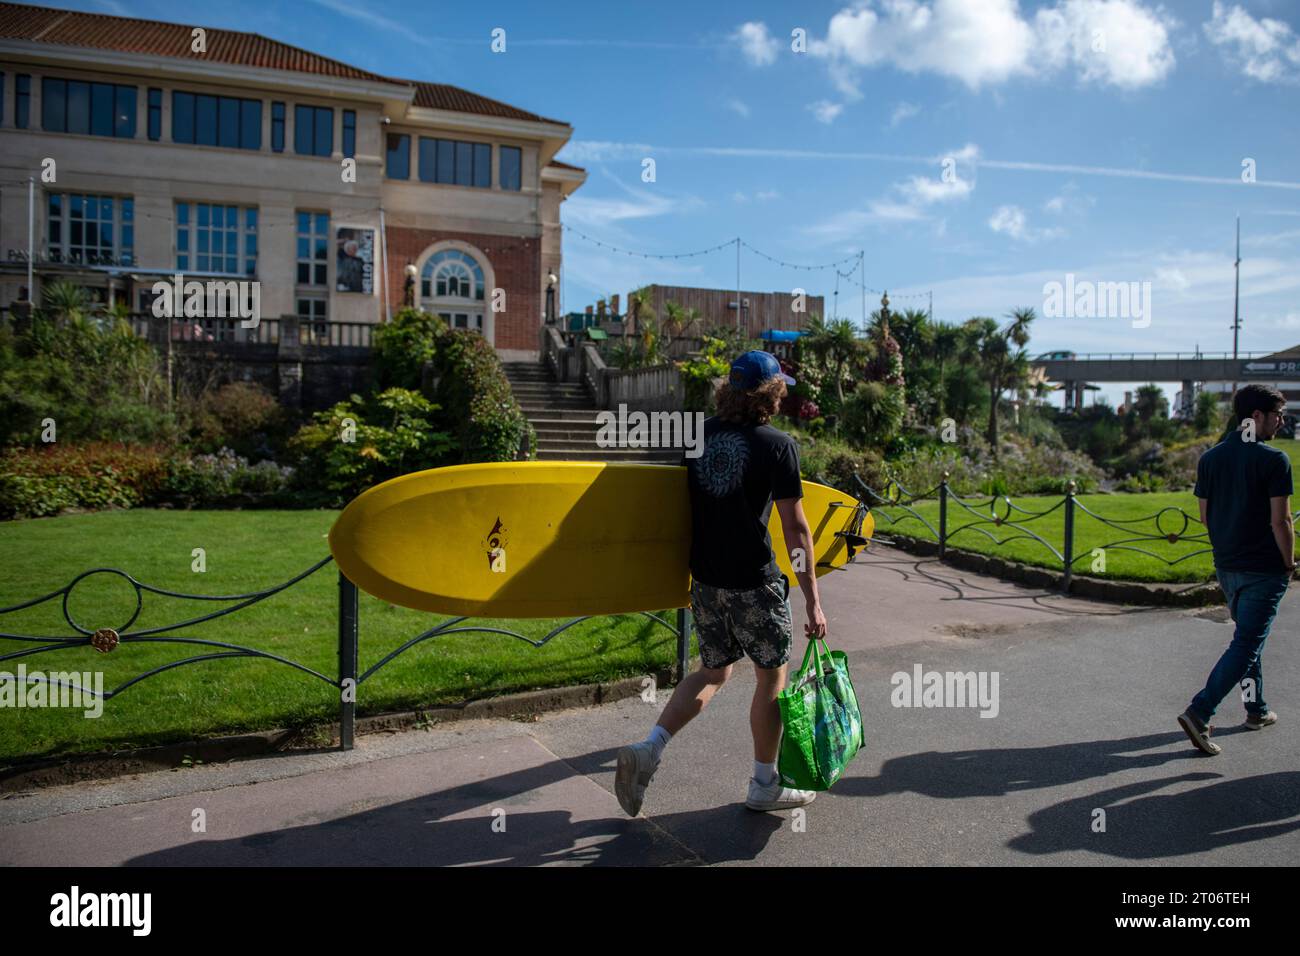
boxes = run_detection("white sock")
[644,725,672,762]
[754,760,778,786]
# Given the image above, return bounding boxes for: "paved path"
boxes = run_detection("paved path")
[3,546,1297,866]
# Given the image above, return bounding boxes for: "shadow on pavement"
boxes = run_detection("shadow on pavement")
[123,746,783,867]
[859,550,1159,618]
[837,731,1240,801]
[1008,770,1300,859]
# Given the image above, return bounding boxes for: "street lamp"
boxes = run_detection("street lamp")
[545,270,557,325]
[403,262,417,308]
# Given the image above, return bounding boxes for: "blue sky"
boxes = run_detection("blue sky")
[61,0,1300,406]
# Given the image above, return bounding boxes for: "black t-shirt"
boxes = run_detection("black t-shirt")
[682,417,803,589]
[1194,429,1293,572]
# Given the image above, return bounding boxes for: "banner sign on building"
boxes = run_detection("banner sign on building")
[336,228,374,294]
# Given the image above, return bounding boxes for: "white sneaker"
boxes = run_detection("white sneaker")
[746,775,817,811]
[614,741,660,817]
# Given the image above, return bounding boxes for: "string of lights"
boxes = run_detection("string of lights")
[738,239,860,271]
[561,224,735,260]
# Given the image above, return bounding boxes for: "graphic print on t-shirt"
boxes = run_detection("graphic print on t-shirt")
[697,430,750,497]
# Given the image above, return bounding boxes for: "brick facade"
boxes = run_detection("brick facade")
[384,227,541,353]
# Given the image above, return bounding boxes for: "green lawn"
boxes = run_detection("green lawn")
[0,510,689,762]
[869,437,1300,584]
[874,491,1251,583]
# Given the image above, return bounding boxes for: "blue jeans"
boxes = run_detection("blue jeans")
[1190,569,1290,721]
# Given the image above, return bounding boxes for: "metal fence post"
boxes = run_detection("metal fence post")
[938,472,949,560]
[338,571,359,750]
[675,606,692,683]
[1062,480,1076,593]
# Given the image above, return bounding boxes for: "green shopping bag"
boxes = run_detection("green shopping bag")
[777,637,864,791]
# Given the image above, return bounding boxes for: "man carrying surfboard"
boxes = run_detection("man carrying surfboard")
[615,350,827,815]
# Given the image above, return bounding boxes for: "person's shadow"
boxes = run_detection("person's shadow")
[1009,771,1300,858]
[124,746,783,867]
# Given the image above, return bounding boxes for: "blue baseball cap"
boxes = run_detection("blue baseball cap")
[729,350,795,390]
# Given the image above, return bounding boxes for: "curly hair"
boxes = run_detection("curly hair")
[714,377,787,426]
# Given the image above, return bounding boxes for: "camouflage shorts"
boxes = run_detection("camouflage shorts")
[689,576,793,670]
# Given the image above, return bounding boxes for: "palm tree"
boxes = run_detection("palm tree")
[965,307,1035,456]
[802,312,862,412]
[932,322,964,419]
[40,279,91,324]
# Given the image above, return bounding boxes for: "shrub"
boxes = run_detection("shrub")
[373,308,447,390]
[840,380,906,449]
[190,381,285,459]
[677,336,731,412]
[0,313,176,446]
[432,330,532,462]
[0,443,170,518]
[162,448,294,508]
[288,388,456,506]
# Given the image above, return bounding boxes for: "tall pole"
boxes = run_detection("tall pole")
[1231,215,1241,396]
[860,250,866,329]
[735,237,741,332]
[27,177,35,297]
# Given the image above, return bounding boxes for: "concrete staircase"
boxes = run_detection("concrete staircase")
[502,361,680,463]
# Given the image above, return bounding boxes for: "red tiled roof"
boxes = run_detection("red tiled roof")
[406,81,565,126]
[1,3,571,126]
[0,1,398,83]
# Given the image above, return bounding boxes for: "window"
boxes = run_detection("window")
[147,88,161,140]
[342,109,355,158]
[416,137,491,187]
[294,105,333,156]
[386,133,409,179]
[296,211,329,286]
[297,297,328,341]
[175,202,257,276]
[46,193,135,266]
[41,78,136,138]
[172,90,261,149]
[271,102,285,152]
[500,146,522,191]
[421,250,485,301]
[421,250,486,334]
[15,74,30,129]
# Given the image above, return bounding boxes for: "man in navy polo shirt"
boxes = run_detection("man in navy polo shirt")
[1179,383,1295,755]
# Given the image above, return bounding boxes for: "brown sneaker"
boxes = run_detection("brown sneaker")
[1178,708,1221,755]
[1245,710,1278,730]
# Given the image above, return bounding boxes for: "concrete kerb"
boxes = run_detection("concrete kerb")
[0,668,678,793]
[880,534,1228,606]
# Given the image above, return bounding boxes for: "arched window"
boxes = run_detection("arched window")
[420,249,486,332]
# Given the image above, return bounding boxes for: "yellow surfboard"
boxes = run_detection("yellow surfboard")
[328,462,872,618]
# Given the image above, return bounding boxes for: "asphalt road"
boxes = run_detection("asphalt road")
[2,546,1296,866]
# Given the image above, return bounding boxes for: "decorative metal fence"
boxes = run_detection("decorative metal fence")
[0,559,692,752]
[826,471,1242,590]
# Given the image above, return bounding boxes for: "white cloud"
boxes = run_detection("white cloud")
[889,101,920,126]
[801,0,1174,92]
[756,189,781,201]
[1204,1,1300,82]
[988,204,1064,242]
[809,100,844,123]
[1155,267,1190,291]
[1034,0,1176,89]
[1043,183,1096,215]
[726,99,751,118]
[900,174,973,204]
[734,21,780,66]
